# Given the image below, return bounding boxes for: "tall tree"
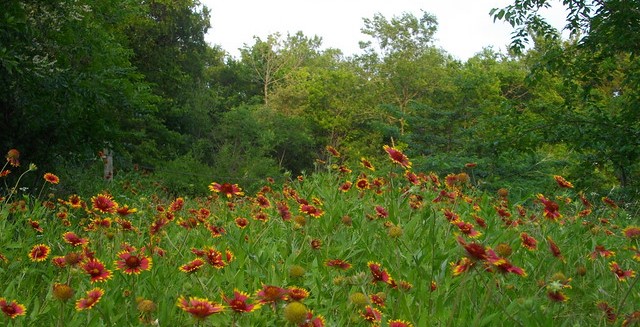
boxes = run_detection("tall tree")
[240,32,322,105]
[493,0,640,189]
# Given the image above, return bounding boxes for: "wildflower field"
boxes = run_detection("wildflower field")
[1,147,639,327]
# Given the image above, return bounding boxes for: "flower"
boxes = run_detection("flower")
[177,296,224,320]
[355,177,370,190]
[589,245,615,260]
[284,301,308,324]
[300,311,326,327]
[116,205,137,216]
[28,244,51,262]
[288,286,310,301]
[537,194,562,221]
[168,197,185,212]
[299,204,324,218]
[43,172,60,184]
[222,289,260,313]
[63,232,89,247]
[52,283,74,302]
[383,145,411,169]
[361,305,382,323]
[623,226,640,239]
[547,290,569,302]
[367,261,393,285]
[486,249,527,276]
[360,157,375,171]
[596,301,617,323]
[325,259,351,270]
[0,298,26,318]
[208,182,244,198]
[255,285,289,304]
[456,236,487,261]
[234,217,249,229]
[450,257,473,276]
[547,237,564,261]
[520,232,538,251]
[609,262,635,281]
[114,250,152,274]
[6,149,20,167]
[389,320,414,327]
[602,196,618,209]
[179,258,205,273]
[452,220,481,238]
[81,258,112,283]
[75,288,104,311]
[553,175,574,188]
[339,181,352,192]
[325,145,341,158]
[91,193,118,214]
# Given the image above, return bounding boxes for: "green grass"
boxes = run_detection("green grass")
[1,149,639,326]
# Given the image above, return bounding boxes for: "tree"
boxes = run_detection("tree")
[493,0,640,190]
[240,32,322,105]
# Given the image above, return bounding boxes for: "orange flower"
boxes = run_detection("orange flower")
[5,149,20,167]
[43,173,60,184]
[383,145,412,169]
[553,175,574,188]
[28,244,51,262]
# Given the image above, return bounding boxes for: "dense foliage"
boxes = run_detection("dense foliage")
[1,0,638,201]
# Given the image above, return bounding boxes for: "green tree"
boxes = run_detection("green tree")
[493,0,640,191]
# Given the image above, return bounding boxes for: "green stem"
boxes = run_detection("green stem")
[617,272,640,312]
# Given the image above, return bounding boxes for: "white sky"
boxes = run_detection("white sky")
[202,0,568,60]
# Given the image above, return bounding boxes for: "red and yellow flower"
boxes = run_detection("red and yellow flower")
[208,182,244,198]
[81,258,112,283]
[383,145,411,169]
[520,232,538,251]
[255,285,289,304]
[0,298,26,319]
[63,231,89,247]
[325,259,352,270]
[553,175,574,188]
[43,172,60,184]
[114,250,152,274]
[222,289,260,313]
[177,296,224,320]
[28,244,51,262]
[75,288,104,311]
[610,262,635,281]
[91,193,118,214]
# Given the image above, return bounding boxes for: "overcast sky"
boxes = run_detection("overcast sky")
[202,0,567,60]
